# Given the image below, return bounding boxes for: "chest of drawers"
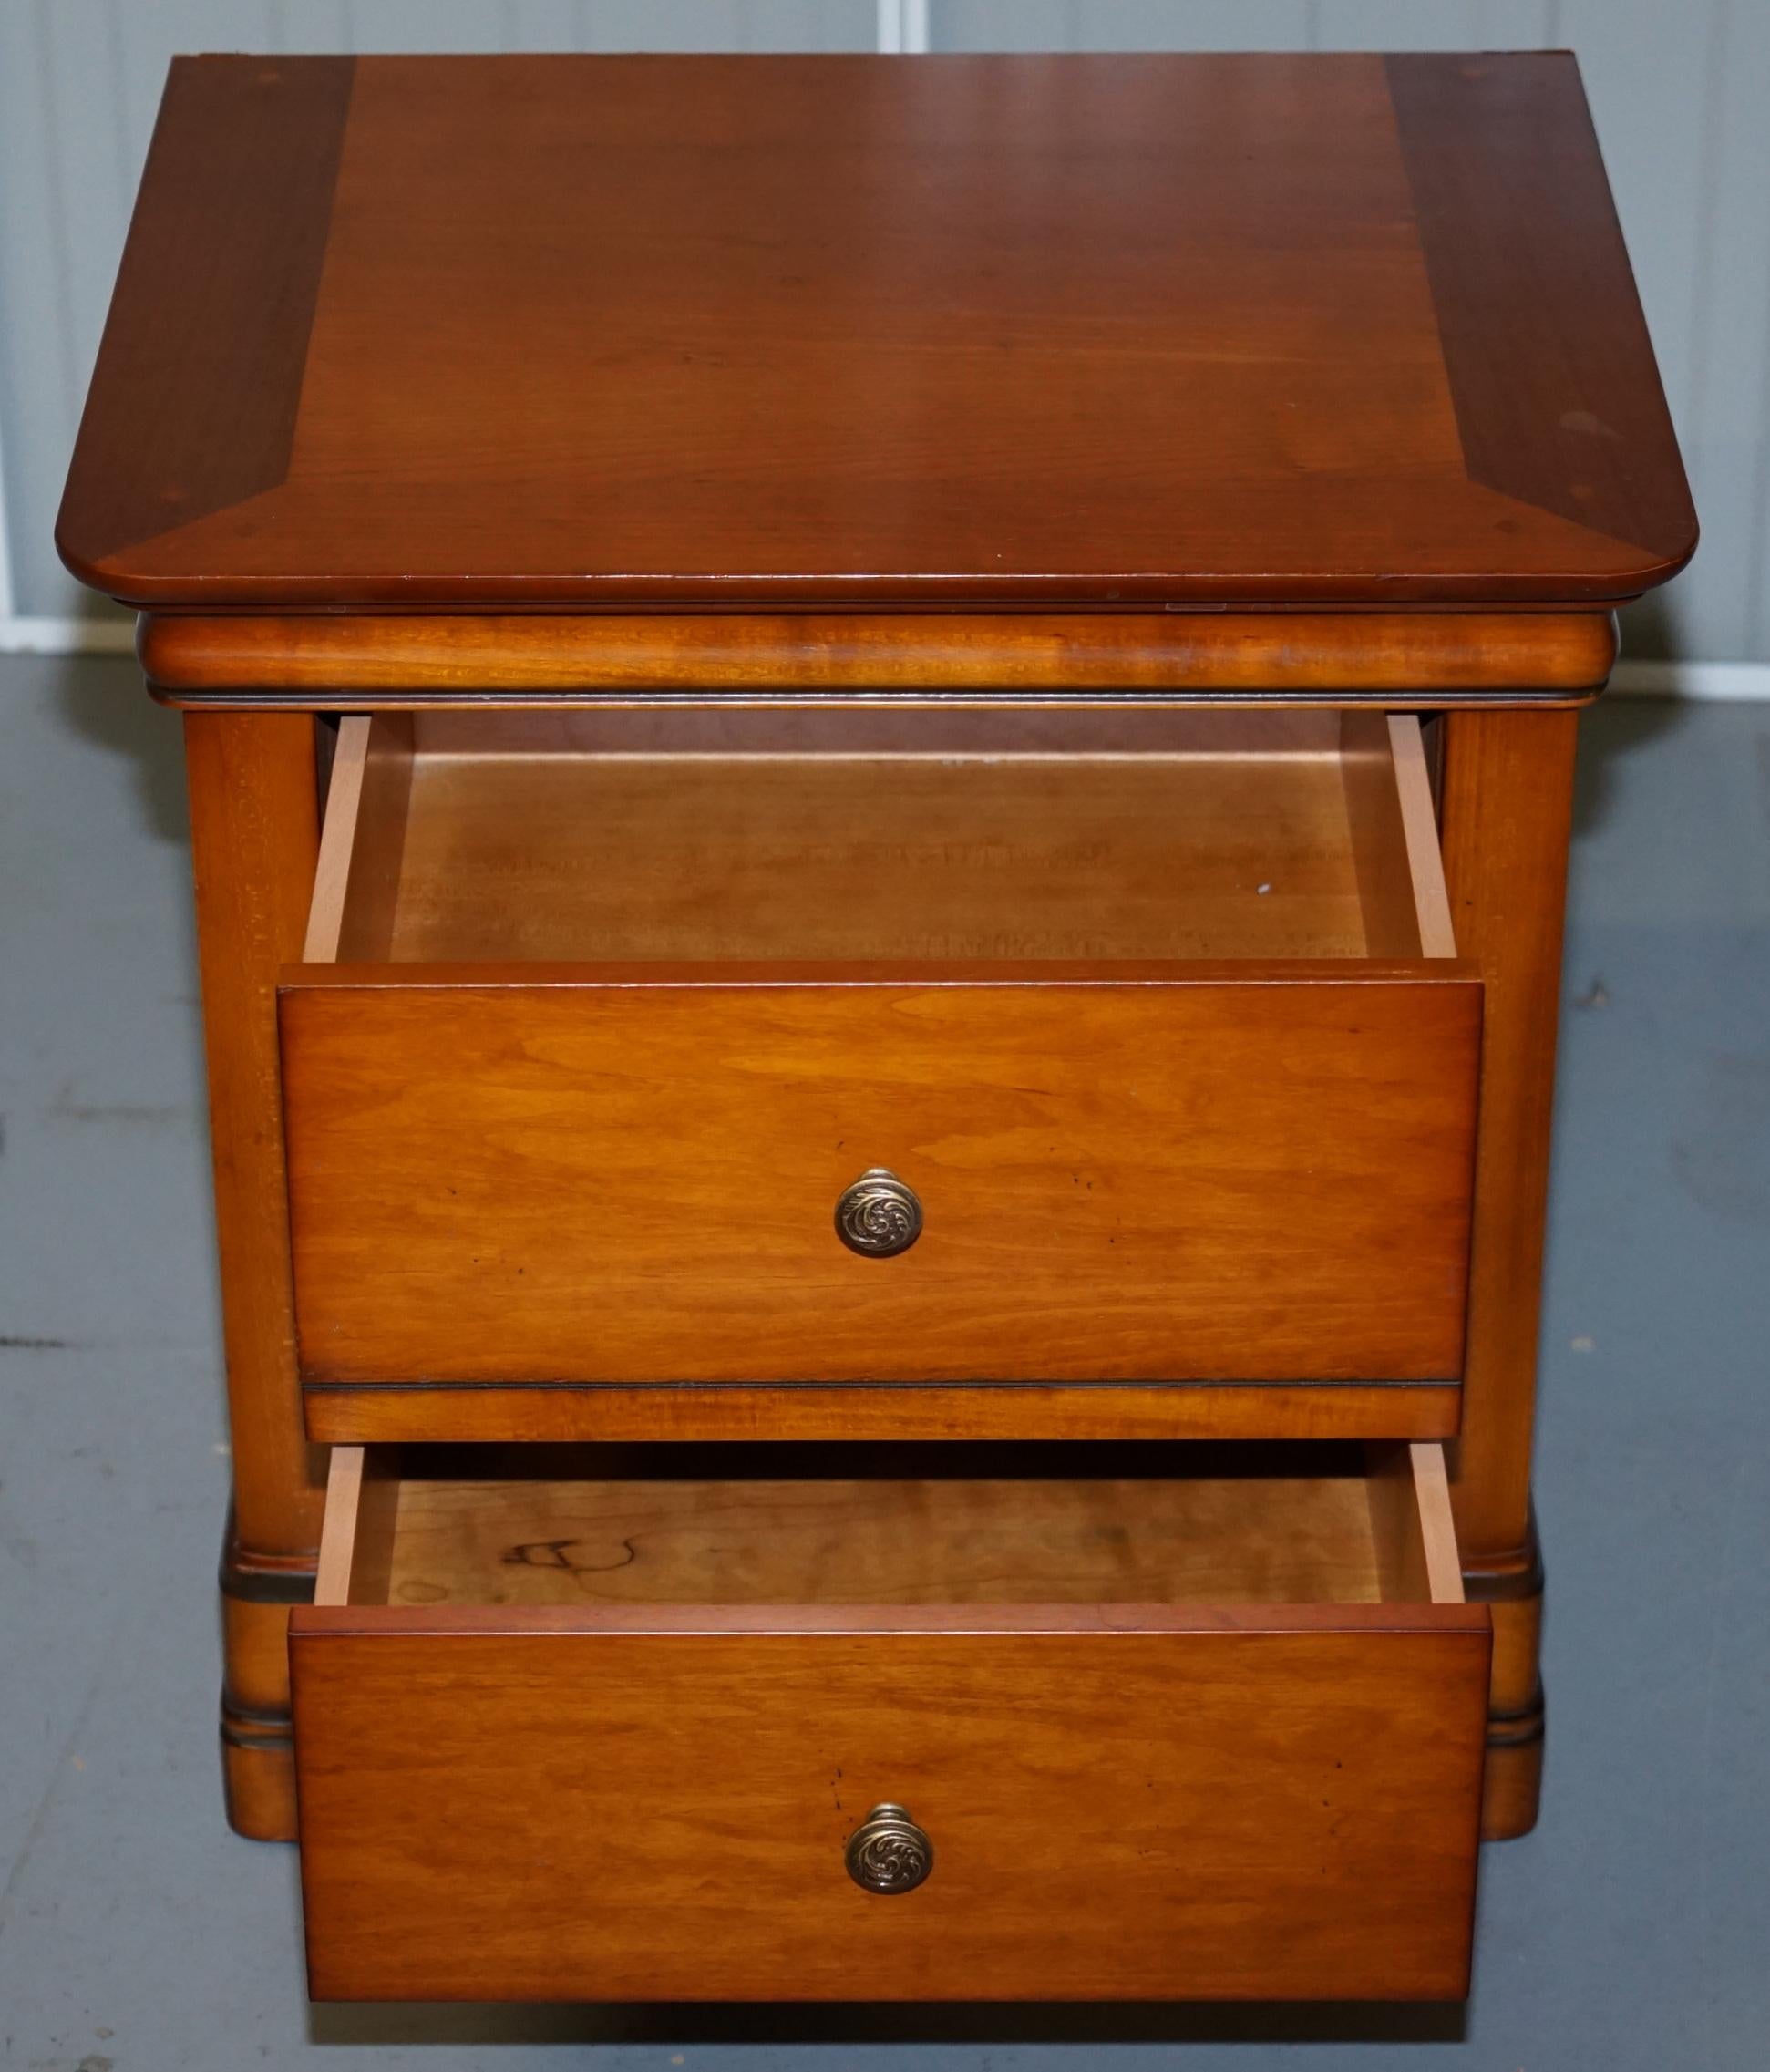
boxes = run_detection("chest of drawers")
[59,47,1693,2005]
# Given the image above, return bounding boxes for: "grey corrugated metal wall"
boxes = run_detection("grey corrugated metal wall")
[2,0,1764,668]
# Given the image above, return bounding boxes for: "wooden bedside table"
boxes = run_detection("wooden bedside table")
[59,50,1693,2004]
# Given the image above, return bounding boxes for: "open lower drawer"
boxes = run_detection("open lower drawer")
[291,1437,1489,2003]
[280,708,1482,1440]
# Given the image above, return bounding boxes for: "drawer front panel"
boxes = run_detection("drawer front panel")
[280,970,1479,1386]
[291,1612,1489,2002]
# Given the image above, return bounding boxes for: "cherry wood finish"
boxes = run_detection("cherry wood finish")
[1436,711,1580,1838]
[1438,711,1580,1567]
[184,713,327,1838]
[184,712,327,1551]
[310,708,1442,966]
[61,53,1691,612]
[330,1438,1444,1610]
[58,39,1696,1966]
[219,1582,301,1842]
[1434,711,1569,1838]
[57,57,352,572]
[1466,1542,1548,1841]
[1384,55,1688,552]
[282,970,1479,1390]
[291,1440,1488,2002]
[277,708,1477,1419]
[218,1519,320,1839]
[138,609,1619,705]
[304,1382,1460,1448]
[295,1624,1488,2002]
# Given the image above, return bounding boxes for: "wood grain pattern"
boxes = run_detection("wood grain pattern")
[326,710,1423,966]
[136,609,1621,704]
[184,715,327,1555]
[1437,711,1580,1564]
[61,41,1660,1894]
[279,711,1477,1399]
[63,55,1689,610]
[57,57,354,570]
[322,1439,1437,1613]
[292,1626,1486,2002]
[184,711,328,1839]
[302,1380,1461,1446]
[279,969,1480,1387]
[292,1439,1487,2000]
[1387,53,1695,558]
[1437,712,1577,1841]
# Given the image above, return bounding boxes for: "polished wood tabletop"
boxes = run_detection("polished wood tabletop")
[59,50,1693,612]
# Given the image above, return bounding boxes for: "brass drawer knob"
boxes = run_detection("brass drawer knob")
[845,1803,933,1894]
[834,1168,922,1258]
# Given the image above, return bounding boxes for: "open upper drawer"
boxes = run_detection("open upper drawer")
[279,710,1481,1443]
[292,1437,1488,2003]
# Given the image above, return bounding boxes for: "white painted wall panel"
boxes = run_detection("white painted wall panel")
[1078,2,1316,52]
[1637,0,1770,663]
[1316,2,1554,47]
[936,4,1315,53]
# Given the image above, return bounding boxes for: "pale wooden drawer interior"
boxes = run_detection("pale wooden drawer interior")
[291,1438,1489,2003]
[281,706,1475,1428]
[314,1436,1469,1613]
[304,707,1457,966]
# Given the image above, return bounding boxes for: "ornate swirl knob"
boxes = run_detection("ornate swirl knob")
[845,1803,933,1894]
[834,1168,922,1258]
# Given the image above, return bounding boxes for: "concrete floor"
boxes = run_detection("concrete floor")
[1,656,1765,2070]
